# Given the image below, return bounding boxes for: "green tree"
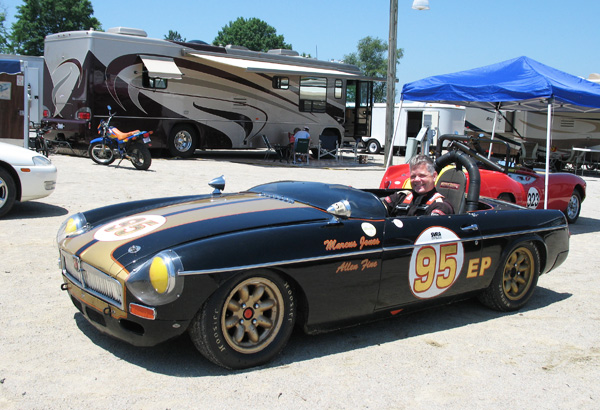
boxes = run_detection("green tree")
[0,4,9,53]
[213,17,291,52]
[165,30,185,42]
[10,0,101,56]
[344,36,403,103]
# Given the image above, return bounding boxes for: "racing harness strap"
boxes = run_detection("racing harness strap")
[395,190,445,214]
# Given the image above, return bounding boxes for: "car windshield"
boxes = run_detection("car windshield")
[248,181,388,220]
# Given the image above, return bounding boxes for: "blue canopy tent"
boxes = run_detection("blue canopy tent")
[394,56,600,208]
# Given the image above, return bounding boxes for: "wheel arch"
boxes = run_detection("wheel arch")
[499,235,547,274]
[574,183,586,202]
[0,162,22,201]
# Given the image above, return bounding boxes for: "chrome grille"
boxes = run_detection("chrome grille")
[61,251,124,309]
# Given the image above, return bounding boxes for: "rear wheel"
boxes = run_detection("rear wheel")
[0,168,17,218]
[168,125,197,158]
[189,270,296,369]
[478,242,540,311]
[366,139,381,155]
[564,190,581,224]
[129,143,152,170]
[88,142,116,165]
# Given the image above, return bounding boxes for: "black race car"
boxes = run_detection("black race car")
[57,152,569,369]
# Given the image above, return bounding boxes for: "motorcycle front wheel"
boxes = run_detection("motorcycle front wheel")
[129,143,152,170]
[88,141,116,165]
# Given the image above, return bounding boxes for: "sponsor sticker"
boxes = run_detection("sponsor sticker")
[361,222,377,237]
[94,215,166,242]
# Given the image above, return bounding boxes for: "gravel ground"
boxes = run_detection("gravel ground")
[1,151,599,410]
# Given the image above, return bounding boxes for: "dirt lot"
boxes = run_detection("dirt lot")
[1,152,599,409]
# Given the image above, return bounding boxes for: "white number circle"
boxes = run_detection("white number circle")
[527,187,540,209]
[409,227,464,299]
[94,215,166,241]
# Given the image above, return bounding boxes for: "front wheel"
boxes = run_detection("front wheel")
[0,168,17,218]
[189,270,296,370]
[129,143,152,170]
[564,190,582,224]
[478,242,540,311]
[88,141,116,165]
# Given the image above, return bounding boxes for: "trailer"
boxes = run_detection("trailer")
[0,54,44,147]
[42,27,378,157]
[362,102,466,154]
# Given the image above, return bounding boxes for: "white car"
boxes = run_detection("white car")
[0,142,57,217]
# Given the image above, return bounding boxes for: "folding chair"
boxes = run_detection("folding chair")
[293,138,310,164]
[262,135,287,162]
[317,134,339,160]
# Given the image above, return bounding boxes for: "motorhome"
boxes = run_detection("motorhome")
[42,27,378,157]
[466,107,600,165]
[363,102,466,154]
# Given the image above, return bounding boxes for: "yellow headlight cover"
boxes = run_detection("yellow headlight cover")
[65,217,78,234]
[149,257,169,294]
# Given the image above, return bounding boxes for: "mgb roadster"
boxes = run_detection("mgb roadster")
[57,152,569,369]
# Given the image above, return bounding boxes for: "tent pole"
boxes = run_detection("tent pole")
[385,99,403,168]
[544,101,552,210]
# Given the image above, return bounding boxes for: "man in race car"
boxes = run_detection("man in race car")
[382,154,454,217]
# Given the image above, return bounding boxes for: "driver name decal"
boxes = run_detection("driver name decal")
[409,227,464,299]
[324,236,380,251]
[336,259,379,273]
[94,215,166,242]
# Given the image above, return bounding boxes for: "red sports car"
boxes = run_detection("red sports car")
[380,135,586,223]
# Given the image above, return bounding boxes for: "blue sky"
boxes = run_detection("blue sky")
[2,0,599,85]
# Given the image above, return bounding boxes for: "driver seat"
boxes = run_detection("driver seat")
[436,166,467,214]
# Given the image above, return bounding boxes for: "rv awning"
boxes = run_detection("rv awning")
[0,59,22,74]
[140,56,183,79]
[188,53,381,81]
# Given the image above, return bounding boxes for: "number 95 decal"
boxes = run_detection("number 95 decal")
[409,227,464,299]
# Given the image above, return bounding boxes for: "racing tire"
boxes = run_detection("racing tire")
[478,242,540,312]
[189,270,296,370]
[88,142,116,165]
[129,143,152,170]
[564,190,581,224]
[366,139,381,155]
[168,125,198,158]
[0,167,17,218]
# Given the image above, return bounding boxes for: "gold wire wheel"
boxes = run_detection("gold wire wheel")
[502,247,535,301]
[221,277,285,354]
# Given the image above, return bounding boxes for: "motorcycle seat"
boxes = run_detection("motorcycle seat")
[109,127,141,141]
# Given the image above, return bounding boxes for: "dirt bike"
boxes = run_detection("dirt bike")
[88,106,153,170]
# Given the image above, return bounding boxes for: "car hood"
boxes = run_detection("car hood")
[59,192,326,279]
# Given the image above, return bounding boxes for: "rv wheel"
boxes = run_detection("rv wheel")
[168,125,198,158]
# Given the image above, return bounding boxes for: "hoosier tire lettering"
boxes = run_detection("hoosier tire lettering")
[189,270,296,370]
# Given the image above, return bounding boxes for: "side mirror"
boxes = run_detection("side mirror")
[209,175,225,195]
[327,200,351,218]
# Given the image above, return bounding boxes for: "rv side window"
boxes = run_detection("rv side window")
[142,68,168,89]
[273,76,289,89]
[300,76,327,113]
[334,79,343,99]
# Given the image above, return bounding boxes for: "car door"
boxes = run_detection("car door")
[376,212,484,310]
